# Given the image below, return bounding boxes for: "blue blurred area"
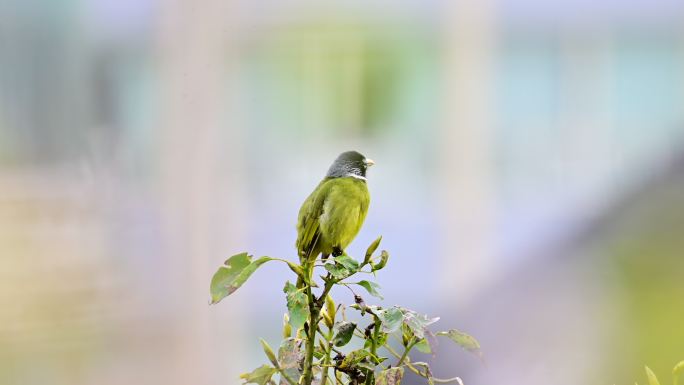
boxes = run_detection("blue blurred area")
[1,1,683,385]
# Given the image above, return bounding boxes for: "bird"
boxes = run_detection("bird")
[295,151,374,266]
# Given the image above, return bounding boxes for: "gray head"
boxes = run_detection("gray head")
[325,151,375,180]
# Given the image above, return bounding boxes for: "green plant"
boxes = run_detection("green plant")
[210,237,480,385]
[636,361,684,385]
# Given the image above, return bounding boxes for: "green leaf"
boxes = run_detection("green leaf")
[324,263,350,280]
[284,261,304,277]
[363,330,388,351]
[240,365,277,385]
[322,295,336,328]
[282,313,292,338]
[260,338,279,367]
[401,322,413,346]
[378,307,403,333]
[210,252,251,303]
[210,253,272,304]
[438,329,481,355]
[415,338,432,354]
[324,255,360,280]
[332,321,356,347]
[283,282,309,329]
[278,338,303,385]
[376,367,404,385]
[363,236,383,264]
[401,309,439,339]
[356,361,376,372]
[335,254,360,270]
[338,349,370,371]
[354,280,384,299]
[371,250,389,272]
[674,361,684,385]
[645,366,661,385]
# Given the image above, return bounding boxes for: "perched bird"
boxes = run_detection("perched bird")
[296,151,374,264]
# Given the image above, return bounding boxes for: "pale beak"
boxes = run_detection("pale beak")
[364,158,375,167]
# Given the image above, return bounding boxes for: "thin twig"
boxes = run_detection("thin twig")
[381,344,462,383]
[396,338,416,367]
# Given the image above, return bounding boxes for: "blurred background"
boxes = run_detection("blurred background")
[1,0,683,384]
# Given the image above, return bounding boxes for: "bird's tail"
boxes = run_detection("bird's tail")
[296,232,322,289]
[295,250,313,289]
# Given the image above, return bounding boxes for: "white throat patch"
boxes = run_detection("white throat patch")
[346,173,367,181]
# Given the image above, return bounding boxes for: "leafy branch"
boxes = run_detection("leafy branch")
[210,237,481,385]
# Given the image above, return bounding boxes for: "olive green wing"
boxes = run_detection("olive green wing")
[295,179,333,261]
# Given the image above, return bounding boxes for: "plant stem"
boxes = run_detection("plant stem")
[364,317,381,385]
[320,324,333,385]
[311,276,337,385]
[396,338,416,367]
[301,262,320,385]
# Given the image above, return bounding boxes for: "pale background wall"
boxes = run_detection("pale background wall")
[1,1,683,384]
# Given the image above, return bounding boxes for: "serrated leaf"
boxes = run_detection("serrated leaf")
[332,321,356,347]
[354,280,384,299]
[378,307,403,333]
[645,366,661,385]
[283,282,309,329]
[324,263,352,280]
[334,254,360,270]
[438,329,481,355]
[324,255,359,281]
[240,365,277,385]
[339,349,370,370]
[376,367,404,385]
[278,338,303,385]
[364,236,383,264]
[210,253,272,304]
[401,309,439,339]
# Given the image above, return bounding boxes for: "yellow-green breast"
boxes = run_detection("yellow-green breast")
[296,176,370,262]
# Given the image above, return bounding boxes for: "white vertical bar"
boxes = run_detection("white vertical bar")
[156,1,247,384]
[439,0,497,301]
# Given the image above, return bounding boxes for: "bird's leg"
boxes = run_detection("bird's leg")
[332,247,343,257]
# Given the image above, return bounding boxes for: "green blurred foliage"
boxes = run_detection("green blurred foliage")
[606,180,684,384]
